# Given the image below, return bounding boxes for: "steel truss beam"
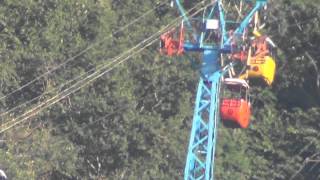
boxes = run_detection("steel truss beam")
[184,71,222,180]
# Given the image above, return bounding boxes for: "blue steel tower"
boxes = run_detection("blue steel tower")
[168,0,268,179]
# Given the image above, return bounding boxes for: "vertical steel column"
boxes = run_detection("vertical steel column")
[180,1,268,179]
[184,71,221,180]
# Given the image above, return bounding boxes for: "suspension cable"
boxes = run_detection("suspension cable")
[0,2,170,118]
[0,1,169,103]
[0,1,210,133]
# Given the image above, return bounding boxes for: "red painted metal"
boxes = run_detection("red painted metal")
[220,78,251,128]
[160,25,184,56]
[220,99,251,128]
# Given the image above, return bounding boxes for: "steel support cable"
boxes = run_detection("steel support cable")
[230,13,320,180]
[10,38,189,137]
[0,5,184,121]
[8,43,188,137]
[0,26,184,133]
[0,21,173,119]
[289,152,320,180]
[8,0,304,133]
[0,1,210,133]
[0,0,207,120]
[0,24,166,128]
[0,1,168,103]
[272,133,320,179]
[260,17,320,179]
[0,1,209,133]
[248,20,320,179]
[0,38,158,134]
[39,38,196,135]
[0,8,184,119]
[0,4,204,132]
[39,77,186,139]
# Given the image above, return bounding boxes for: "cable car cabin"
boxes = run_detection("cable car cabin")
[220,78,251,128]
[240,33,276,85]
[246,55,276,85]
[160,24,184,56]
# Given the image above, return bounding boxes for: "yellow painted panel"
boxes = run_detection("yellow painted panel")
[244,56,276,85]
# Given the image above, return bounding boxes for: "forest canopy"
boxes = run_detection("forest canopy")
[0,0,319,179]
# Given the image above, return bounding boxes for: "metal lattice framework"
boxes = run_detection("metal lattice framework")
[163,0,269,179]
[184,72,222,180]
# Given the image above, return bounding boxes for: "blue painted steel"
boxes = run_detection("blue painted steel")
[218,2,227,47]
[201,50,220,79]
[206,2,216,19]
[184,71,222,180]
[223,1,267,47]
[169,0,269,179]
[233,1,266,34]
[184,43,219,52]
[175,0,193,29]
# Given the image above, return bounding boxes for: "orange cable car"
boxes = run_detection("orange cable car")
[160,24,184,56]
[220,78,251,128]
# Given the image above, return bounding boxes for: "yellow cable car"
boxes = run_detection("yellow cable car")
[244,54,276,86]
[240,31,276,85]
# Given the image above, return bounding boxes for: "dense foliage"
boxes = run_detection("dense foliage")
[0,0,319,179]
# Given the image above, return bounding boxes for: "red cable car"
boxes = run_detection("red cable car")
[220,78,251,128]
[160,24,184,56]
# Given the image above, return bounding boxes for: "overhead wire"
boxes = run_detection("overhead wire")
[0,24,166,119]
[272,132,320,179]
[3,0,313,124]
[252,9,320,180]
[0,0,207,121]
[42,77,187,138]
[9,36,192,137]
[0,24,184,134]
[289,152,320,180]
[237,6,320,180]
[0,1,169,103]
[0,1,170,118]
[2,2,319,179]
[1,0,210,131]
[0,0,209,120]
[0,37,160,134]
[8,63,188,139]
[0,0,210,134]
